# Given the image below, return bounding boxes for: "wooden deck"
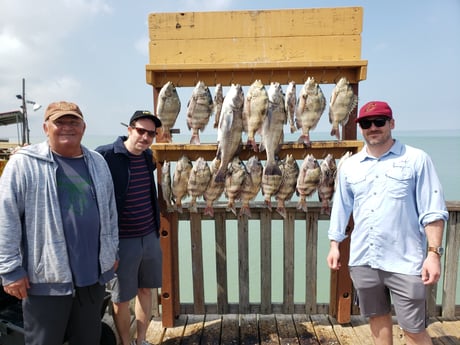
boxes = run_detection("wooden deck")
[142,314,460,345]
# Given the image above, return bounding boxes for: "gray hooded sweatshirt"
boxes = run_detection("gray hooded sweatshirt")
[0,141,119,296]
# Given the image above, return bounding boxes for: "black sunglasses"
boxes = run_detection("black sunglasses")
[130,126,157,138]
[358,118,389,129]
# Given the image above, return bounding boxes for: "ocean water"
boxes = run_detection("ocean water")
[29,130,460,305]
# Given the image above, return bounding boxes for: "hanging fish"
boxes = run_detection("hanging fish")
[261,159,283,211]
[186,81,214,144]
[329,77,358,140]
[295,77,326,147]
[239,156,263,218]
[224,157,246,216]
[296,154,321,213]
[274,154,299,218]
[203,157,225,217]
[285,81,297,134]
[260,82,286,177]
[161,161,175,213]
[187,157,211,213]
[242,79,269,152]
[172,155,193,213]
[212,84,224,129]
[317,154,337,215]
[156,81,181,143]
[215,84,244,183]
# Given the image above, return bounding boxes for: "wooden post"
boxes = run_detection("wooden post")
[329,217,354,323]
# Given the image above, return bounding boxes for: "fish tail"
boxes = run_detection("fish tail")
[239,205,252,218]
[276,206,287,219]
[214,169,226,183]
[264,162,282,176]
[203,205,215,217]
[190,134,201,144]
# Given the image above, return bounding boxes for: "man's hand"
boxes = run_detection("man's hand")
[327,241,342,270]
[421,253,441,285]
[3,277,30,299]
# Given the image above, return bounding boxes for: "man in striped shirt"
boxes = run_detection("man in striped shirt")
[96,110,162,345]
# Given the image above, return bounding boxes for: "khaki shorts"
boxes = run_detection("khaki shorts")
[349,266,428,333]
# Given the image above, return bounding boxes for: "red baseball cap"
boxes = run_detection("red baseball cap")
[356,101,393,123]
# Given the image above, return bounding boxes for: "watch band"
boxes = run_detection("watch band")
[428,246,443,256]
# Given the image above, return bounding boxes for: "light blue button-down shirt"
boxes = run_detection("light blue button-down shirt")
[328,139,448,275]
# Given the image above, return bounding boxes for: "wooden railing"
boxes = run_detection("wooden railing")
[154,201,460,327]
[151,142,460,327]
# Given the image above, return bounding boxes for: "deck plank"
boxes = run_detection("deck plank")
[259,314,280,345]
[181,314,205,345]
[143,313,460,345]
[310,314,340,345]
[328,316,364,345]
[349,315,374,345]
[240,314,259,345]
[276,314,300,345]
[292,314,320,345]
[200,314,222,345]
[220,314,239,345]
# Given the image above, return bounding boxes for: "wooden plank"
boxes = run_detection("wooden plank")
[328,315,363,345]
[145,317,164,345]
[259,314,280,345]
[292,314,320,345]
[190,213,205,314]
[200,314,222,345]
[310,314,340,344]
[349,316,373,345]
[260,211,272,313]
[427,317,458,345]
[240,314,259,345]
[239,216,250,313]
[442,210,460,318]
[180,314,205,345]
[305,212,318,314]
[437,317,460,340]
[330,217,354,324]
[146,64,367,88]
[283,212,295,313]
[159,210,179,327]
[220,314,240,344]
[149,8,363,40]
[149,36,362,67]
[162,314,187,344]
[276,314,300,345]
[214,213,229,314]
[151,141,364,165]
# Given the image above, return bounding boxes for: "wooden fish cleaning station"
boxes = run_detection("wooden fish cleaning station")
[143,7,460,343]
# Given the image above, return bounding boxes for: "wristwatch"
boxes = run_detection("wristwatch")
[428,246,444,257]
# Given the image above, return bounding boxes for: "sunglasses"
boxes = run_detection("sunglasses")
[131,126,157,138]
[358,118,389,129]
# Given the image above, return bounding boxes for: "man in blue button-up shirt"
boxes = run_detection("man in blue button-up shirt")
[327,101,448,345]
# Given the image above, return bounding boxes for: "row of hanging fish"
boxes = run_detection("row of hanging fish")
[161,151,353,219]
[155,77,358,146]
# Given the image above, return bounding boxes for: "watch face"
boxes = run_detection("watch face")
[438,247,444,256]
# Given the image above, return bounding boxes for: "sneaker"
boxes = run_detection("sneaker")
[130,341,152,345]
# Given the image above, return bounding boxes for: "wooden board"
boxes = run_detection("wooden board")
[146,7,367,87]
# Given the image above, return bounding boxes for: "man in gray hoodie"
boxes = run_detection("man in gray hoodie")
[0,101,119,345]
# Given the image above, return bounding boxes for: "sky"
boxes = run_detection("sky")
[0,0,459,145]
